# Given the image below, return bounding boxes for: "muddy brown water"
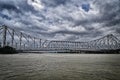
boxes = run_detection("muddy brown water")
[0,53,120,80]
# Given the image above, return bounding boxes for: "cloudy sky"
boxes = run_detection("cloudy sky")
[0,0,120,41]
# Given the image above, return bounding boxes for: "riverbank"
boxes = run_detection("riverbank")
[0,46,18,54]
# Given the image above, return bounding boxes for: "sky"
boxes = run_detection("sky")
[0,0,120,41]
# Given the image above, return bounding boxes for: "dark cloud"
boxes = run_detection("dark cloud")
[0,13,11,20]
[102,2,120,27]
[41,0,69,7]
[0,4,17,11]
[116,27,120,33]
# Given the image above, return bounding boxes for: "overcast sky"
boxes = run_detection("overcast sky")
[0,0,120,41]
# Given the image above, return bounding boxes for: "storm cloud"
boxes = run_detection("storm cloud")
[0,0,120,41]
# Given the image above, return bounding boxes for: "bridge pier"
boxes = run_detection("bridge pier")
[39,39,41,48]
[11,29,14,47]
[34,37,36,49]
[19,32,22,50]
[2,25,7,47]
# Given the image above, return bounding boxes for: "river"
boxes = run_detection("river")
[0,53,120,80]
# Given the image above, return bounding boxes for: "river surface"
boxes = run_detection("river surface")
[0,53,120,80]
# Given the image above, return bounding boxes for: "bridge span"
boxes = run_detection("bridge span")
[0,25,120,53]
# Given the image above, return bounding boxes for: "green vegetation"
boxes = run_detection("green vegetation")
[0,46,18,54]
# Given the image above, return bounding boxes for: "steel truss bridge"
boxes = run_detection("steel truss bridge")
[0,25,120,53]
